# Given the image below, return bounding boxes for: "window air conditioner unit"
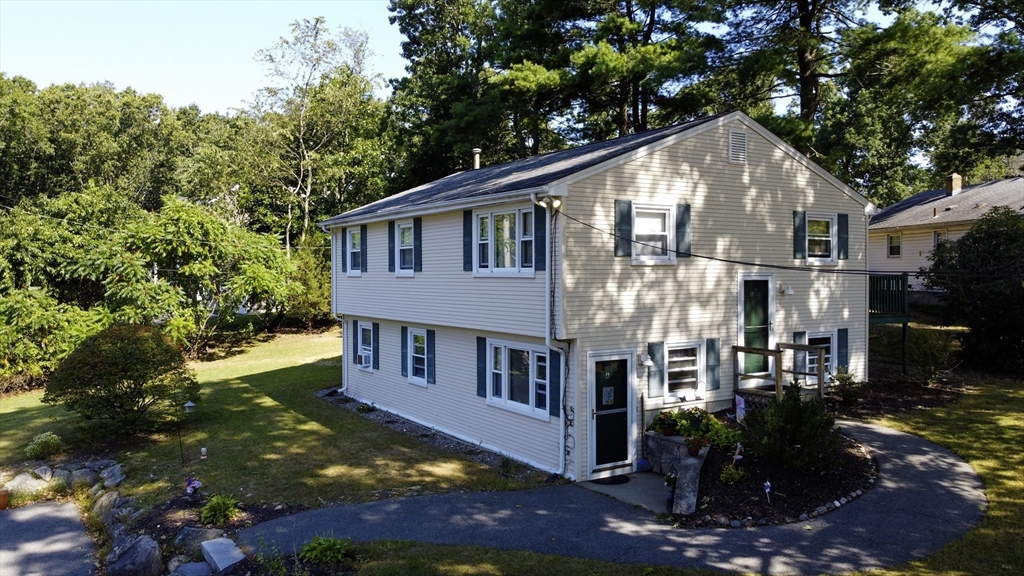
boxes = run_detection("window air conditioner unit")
[356,353,370,367]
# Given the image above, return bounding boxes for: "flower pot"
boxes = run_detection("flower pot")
[688,446,700,457]
[689,417,703,432]
[0,489,8,510]
[660,426,676,436]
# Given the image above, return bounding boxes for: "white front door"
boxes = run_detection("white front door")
[587,350,635,478]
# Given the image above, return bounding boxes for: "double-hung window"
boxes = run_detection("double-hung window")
[807,214,835,263]
[933,230,947,248]
[665,340,704,398]
[357,322,374,370]
[632,204,675,265]
[487,339,549,419]
[806,332,834,383]
[887,234,901,257]
[408,327,427,384]
[475,207,534,275]
[397,221,414,274]
[348,228,362,274]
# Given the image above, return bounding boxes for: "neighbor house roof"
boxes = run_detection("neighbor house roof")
[869,177,1024,230]
[319,116,722,228]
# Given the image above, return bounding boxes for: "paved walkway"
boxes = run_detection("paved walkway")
[238,421,987,575]
[0,501,93,576]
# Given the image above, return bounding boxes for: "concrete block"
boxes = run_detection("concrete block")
[201,537,244,574]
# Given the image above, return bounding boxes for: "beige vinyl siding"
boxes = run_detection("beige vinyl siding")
[868,225,971,289]
[559,119,869,477]
[335,209,546,338]
[344,319,561,472]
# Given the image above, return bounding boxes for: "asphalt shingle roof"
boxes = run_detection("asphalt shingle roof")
[869,177,1024,230]
[320,116,720,227]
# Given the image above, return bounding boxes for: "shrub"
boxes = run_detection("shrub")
[720,465,746,484]
[200,495,239,525]
[298,535,353,564]
[909,329,957,383]
[42,324,199,433]
[705,416,742,448]
[25,431,64,459]
[830,366,861,405]
[743,384,840,471]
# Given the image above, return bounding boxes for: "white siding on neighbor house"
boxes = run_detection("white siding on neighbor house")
[558,118,870,478]
[868,225,971,290]
[344,318,562,472]
[334,209,546,338]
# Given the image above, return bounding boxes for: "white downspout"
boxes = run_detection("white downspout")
[533,193,567,476]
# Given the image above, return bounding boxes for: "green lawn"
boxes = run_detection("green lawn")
[2,329,540,508]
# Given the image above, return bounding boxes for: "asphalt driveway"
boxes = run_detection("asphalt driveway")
[0,501,93,576]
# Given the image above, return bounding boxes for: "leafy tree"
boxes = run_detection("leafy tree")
[43,324,199,433]
[920,206,1024,374]
[286,233,333,329]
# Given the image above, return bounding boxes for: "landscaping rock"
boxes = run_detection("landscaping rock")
[101,463,126,488]
[33,466,53,482]
[89,481,105,497]
[173,526,225,556]
[670,445,710,515]
[816,505,828,515]
[3,472,47,496]
[799,513,808,521]
[716,516,730,527]
[93,490,120,517]
[50,469,72,490]
[88,459,117,471]
[72,467,98,488]
[106,535,163,576]
[730,520,741,528]
[105,525,139,565]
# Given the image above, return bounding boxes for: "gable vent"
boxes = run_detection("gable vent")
[728,130,748,164]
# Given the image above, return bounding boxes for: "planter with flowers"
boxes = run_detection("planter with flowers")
[686,434,710,457]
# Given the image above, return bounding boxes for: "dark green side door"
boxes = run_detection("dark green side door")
[594,358,629,467]
[743,279,770,373]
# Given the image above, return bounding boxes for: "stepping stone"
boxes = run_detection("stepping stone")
[171,562,213,576]
[201,537,244,574]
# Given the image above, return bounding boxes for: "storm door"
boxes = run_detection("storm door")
[588,352,634,477]
[739,274,775,382]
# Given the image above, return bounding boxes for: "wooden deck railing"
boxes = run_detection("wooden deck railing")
[732,343,829,401]
[869,273,909,318]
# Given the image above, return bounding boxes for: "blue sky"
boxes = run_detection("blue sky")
[0,0,409,114]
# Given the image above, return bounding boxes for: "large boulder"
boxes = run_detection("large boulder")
[33,466,53,482]
[50,469,73,491]
[100,463,126,488]
[2,472,47,496]
[93,490,120,518]
[106,535,163,576]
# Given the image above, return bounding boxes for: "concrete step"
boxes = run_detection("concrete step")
[200,537,244,574]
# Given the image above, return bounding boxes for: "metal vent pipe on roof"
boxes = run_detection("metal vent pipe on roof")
[472,148,481,170]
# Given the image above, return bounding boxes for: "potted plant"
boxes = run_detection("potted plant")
[649,411,678,436]
[686,433,709,457]
[681,407,709,435]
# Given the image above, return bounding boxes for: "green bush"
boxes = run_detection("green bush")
[25,432,64,459]
[909,329,957,383]
[298,535,353,564]
[42,324,199,433]
[743,384,840,471]
[830,366,861,405]
[200,495,240,525]
[704,415,742,448]
[720,465,746,484]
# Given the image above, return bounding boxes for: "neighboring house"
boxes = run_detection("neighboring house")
[320,111,872,481]
[869,175,1024,293]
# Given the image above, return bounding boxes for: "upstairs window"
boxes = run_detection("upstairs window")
[794,211,846,264]
[398,222,414,271]
[348,228,362,273]
[632,204,676,265]
[389,218,421,275]
[933,230,947,248]
[474,208,534,275]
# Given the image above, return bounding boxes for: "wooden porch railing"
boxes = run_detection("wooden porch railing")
[732,343,829,401]
[869,272,911,373]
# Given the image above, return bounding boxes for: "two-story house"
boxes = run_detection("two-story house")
[320,111,872,481]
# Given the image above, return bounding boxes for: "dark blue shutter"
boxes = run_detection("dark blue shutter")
[463,210,473,271]
[340,228,348,273]
[534,206,546,271]
[676,204,691,257]
[387,221,396,272]
[614,200,632,257]
[413,217,423,272]
[793,331,807,376]
[401,326,408,377]
[476,337,487,397]
[350,319,358,365]
[371,322,379,370]
[706,338,721,391]
[359,224,368,272]
[647,342,664,397]
[837,328,849,370]
[548,349,561,417]
[794,211,806,259]
[426,330,435,384]
[837,214,849,260]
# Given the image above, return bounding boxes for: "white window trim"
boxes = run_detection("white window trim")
[485,338,550,421]
[357,321,374,372]
[347,228,362,277]
[395,220,415,277]
[887,233,902,258]
[407,327,427,386]
[631,203,676,266]
[933,229,947,248]
[805,330,836,385]
[664,339,705,401]
[806,212,838,265]
[473,205,536,277]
